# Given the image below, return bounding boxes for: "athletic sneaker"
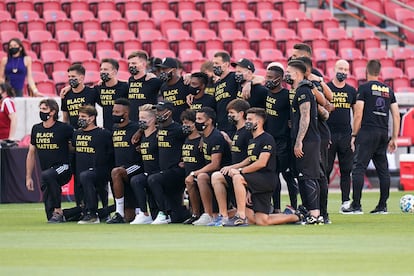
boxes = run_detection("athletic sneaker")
[323,214,332,224]
[207,215,227,226]
[305,215,320,225]
[48,212,65,223]
[192,213,213,226]
[151,211,171,224]
[130,212,153,224]
[222,215,248,227]
[339,201,351,214]
[370,206,388,214]
[106,212,125,224]
[183,214,199,225]
[78,213,100,224]
[341,205,364,215]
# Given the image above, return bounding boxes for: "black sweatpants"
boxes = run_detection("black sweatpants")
[319,139,329,217]
[79,169,109,215]
[130,172,159,219]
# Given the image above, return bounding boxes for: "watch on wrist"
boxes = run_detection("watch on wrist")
[238,168,243,174]
[190,171,195,176]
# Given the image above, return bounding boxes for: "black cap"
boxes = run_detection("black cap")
[155,101,174,111]
[231,58,255,72]
[156,57,178,69]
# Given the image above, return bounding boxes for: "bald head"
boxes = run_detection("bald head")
[334,59,350,74]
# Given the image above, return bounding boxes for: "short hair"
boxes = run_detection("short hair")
[288,60,307,74]
[78,105,97,117]
[293,43,312,56]
[246,107,267,122]
[191,72,209,86]
[180,109,196,122]
[67,63,85,76]
[139,104,156,118]
[101,58,119,71]
[198,106,216,123]
[295,56,313,69]
[226,98,250,117]
[0,82,15,98]
[114,98,130,111]
[39,98,59,120]
[127,50,148,61]
[366,59,381,76]
[267,66,284,76]
[201,61,214,72]
[214,51,231,63]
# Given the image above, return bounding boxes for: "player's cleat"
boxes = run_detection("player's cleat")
[222,215,248,227]
[207,215,226,226]
[370,206,388,214]
[183,214,199,225]
[323,214,332,224]
[339,201,351,213]
[305,215,320,225]
[130,212,153,224]
[341,204,364,214]
[317,216,325,225]
[48,212,65,223]
[78,213,100,224]
[151,211,171,224]
[106,212,125,224]
[192,213,213,226]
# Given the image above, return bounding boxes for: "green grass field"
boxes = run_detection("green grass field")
[0,191,413,275]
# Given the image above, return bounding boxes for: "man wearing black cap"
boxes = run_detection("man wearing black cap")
[232,58,267,109]
[157,57,190,122]
[147,100,189,224]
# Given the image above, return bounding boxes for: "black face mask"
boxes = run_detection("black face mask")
[182,125,192,135]
[284,74,294,85]
[100,72,111,83]
[8,47,19,56]
[195,121,206,132]
[39,111,50,122]
[336,72,347,82]
[228,115,237,125]
[265,77,281,90]
[69,79,80,88]
[138,120,148,130]
[78,118,88,129]
[112,114,125,124]
[188,86,201,95]
[235,73,245,83]
[213,66,223,77]
[159,71,173,82]
[129,66,139,75]
[244,122,257,132]
[156,111,170,123]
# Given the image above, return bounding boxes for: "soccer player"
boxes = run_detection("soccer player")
[106,98,142,224]
[26,99,73,222]
[75,105,114,224]
[188,72,216,111]
[223,108,302,226]
[343,60,400,214]
[326,60,357,212]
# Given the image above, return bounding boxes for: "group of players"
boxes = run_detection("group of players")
[25,43,400,226]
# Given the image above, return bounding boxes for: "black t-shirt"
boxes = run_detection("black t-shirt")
[72,127,114,176]
[247,132,276,173]
[215,72,238,133]
[30,121,73,170]
[112,121,141,167]
[291,85,320,142]
[231,126,252,164]
[205,80,216,96]
[96,81,129,131]
[61,86,99,129]
[357,80,396,132]
[312,81,331,141]
[140,130,160,174]
[327,81,357,134]
[128,75,163,121]
[157,121,186,170]
[160,78,190,122]
[190,93,216,111]
[182,136,205,175]
[265,88,291,139]
[237,83,268,109]
[202,128,232,167]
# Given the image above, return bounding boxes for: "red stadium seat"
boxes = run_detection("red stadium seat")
[232,9,262,34]
[139,29,169,56]
[43,10,72,37]
[97,49,122,61]
[1,30,30,52]
[257,9,282,33]
[56,30,87,57]
[392,47,414,72]
[259,48,285,68]
[353,67,367,86]
[179,9,209,35]
[33,0,60,17]
[194,0,221,15]
[15,10,46,37]
[219,28,249,55]
[82,59,101,71]
[142,0,169,17]
[98,9,128,36]
[273,28,300,56]
[84,70,100,86]
[6,0,34,18]
[310,9,340,33]
[351,28,381,54]
[221,0,248,15]
[61,0,89,18]
[117,70,131,82]
[206,9,235,35]
[392,77,411,92]
[125,10,153,36]
[41,49,68,78]
[84,30,113,57]
[313,48,338,75]
[406,67,414,86]
[114,0,141,17]
[0,10,13,20]
[395,86,414,93]
[32,71,50,83]
[394,8,414,23]
[245,28,276,55]
[273,0,300,16]
[381,66,406,89]
[28,30,58,58]
[151,49,176,59]
[166,29,196,55]
[339,48,367,74]
[0,18,19,32]
[233,49,257,61]
[71,10,100,37]
[325,27,355,55]
[111,29,137,57]
[122,41,142,58]
[88,0,116,18]
[285,9,314,34]
[52,71,68,92]
[69,50,94,63]
[365,48,394,68]
[248,0,273,16]
[299,28,329,50]
[36,80,57,96]
[384,1,401,20]
[179,49,204,72]
[402,18,414,44]
[152,9,177,27]
[169,0,196,17]
[358,1,384,26]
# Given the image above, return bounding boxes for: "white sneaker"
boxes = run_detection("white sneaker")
[192,213,213,226]
[130,212,153,224]
[340,201,351,214]
[151,211,171,224]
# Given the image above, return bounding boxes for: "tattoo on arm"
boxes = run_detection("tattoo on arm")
[296,102,310,144]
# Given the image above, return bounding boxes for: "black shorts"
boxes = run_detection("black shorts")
[250,192,272,214]
[243,172,276,194]
[124,164,142,179]
[223,174,236,207]
[294,141,320,180]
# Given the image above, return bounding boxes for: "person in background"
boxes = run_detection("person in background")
[0,83,17,140]
[200,61,217,96]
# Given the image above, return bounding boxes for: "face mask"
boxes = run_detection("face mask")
[112,114,125,124]
[265,80,277,90]
[9,47,19,55]
[213,66,223,77]
[39,111,50,122]
[235,73,245,83]
[77,118,89,129]
[182,125,193,135]
[228,115,237,125]
[129,66,138,75]
[100,72,111,82]
[156,111,170,123]
[188,86,201,95]
[245,121,257,132]
[284,74,294,85]
[138,120,148,130]
[69,79,80,88]
[159,71,172,82]
[195,121,206,132]
[336,72,347,82]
